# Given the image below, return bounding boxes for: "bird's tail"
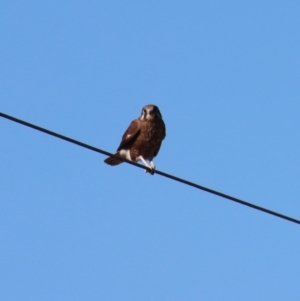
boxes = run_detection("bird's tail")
[104,152,124,166]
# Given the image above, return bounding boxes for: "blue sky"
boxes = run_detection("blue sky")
[1,1,300,300]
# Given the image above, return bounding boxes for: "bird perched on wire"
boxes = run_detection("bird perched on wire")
[104,104,166,174]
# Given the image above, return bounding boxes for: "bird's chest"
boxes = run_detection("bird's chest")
[130,123,163,159]
[138,126,160,147]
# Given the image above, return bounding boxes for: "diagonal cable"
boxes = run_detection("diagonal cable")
[1,111,299,225]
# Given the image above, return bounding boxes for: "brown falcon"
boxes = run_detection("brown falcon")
[104,104,166,174]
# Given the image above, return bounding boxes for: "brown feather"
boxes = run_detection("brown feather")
[104,152,124,166]
[129,117,165,161]
[117,120,140,151]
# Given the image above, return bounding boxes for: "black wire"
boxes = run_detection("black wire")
[1,111,299,225]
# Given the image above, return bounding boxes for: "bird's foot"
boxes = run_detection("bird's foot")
[145,160,155,175]
[138,156,155,175]
[145,166,155,175]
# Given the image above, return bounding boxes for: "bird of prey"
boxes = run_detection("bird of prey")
[104,104,166,174]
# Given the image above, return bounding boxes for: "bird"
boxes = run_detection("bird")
[104,104,166,174]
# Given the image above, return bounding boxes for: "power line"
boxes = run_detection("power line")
[1,111,299,225]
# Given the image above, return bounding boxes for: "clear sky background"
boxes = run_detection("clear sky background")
[1,1,300,300]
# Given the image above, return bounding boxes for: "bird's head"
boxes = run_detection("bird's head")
[140,105,162,121]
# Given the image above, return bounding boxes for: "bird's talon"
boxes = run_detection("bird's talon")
[145,167,154,175]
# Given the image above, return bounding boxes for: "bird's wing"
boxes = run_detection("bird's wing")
[153,120,166,157]
[117,119,140,151]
